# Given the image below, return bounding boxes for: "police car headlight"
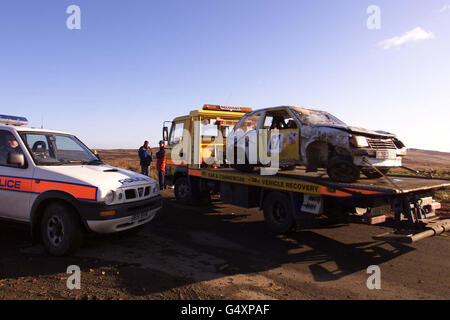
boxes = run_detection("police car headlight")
[153,186,159,195]
[104,190,115,205]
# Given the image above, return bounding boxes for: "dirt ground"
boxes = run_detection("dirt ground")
[1,189,449,300]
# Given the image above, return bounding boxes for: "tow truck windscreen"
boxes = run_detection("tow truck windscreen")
[200,122,232,138]
[19,132,101,166]
[291,107,347,126]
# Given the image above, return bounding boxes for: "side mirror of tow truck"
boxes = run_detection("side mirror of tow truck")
[163,126,169,142]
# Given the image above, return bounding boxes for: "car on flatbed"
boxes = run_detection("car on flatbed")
[226,106,407,182]
[162,105,449,242]
[0,115,162,255]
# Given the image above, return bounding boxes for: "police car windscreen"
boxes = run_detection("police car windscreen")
[20,132,98,165]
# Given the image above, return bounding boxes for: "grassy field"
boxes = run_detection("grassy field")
[97,148,159,180]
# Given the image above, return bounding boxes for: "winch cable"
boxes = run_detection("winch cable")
[361,157,403,192]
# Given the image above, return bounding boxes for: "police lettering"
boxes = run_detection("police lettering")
[118,177,148,185]
[0,178,21,190]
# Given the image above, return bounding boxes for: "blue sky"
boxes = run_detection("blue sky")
[0,1,449,151]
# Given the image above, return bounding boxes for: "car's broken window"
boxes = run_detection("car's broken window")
[291,107,346,126]
[236,112,262,133]
[263,110,298,130]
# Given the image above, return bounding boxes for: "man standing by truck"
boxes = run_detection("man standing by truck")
[138,140,152,176]
[156,140,166,190]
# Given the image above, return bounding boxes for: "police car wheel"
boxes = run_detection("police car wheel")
[263,192,294,234]
[41,202,83,256]
[174,177,191,204]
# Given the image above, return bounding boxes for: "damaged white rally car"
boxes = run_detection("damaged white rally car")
[227,106,407,182]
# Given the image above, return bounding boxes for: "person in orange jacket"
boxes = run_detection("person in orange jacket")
[156,140,166,190]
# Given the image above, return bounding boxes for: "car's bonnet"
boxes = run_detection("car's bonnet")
[33,164,153,191]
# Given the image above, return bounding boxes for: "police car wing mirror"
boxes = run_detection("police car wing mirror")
[7,152,25,168]
[163,127,169,142]
[92,150,101,160]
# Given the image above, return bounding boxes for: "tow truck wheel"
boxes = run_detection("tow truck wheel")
[327,156,360,183]
[263,192,294,234]
[174,177,192,204]
[41,202,83,256]
[362,168,389,179]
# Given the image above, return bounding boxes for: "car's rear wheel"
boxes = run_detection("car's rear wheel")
[232,147,255,173]
[327,156,360,182]
[41,202,83,256]
[280,164,296,171]
[361,168,389,179]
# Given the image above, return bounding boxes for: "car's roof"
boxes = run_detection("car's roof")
[248,105,330,115]
[0,125,72,135]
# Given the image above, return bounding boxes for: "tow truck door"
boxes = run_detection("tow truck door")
[165,118,190,170]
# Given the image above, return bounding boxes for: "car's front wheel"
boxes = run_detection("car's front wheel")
[327,156,360,182]
[41,202,83,256]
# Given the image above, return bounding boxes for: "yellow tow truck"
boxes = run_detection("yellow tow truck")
[162,104,251,198]
[161,104,450,242]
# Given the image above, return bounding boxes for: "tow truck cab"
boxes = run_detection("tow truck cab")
[0,115,162,255]
[161,104,251,188]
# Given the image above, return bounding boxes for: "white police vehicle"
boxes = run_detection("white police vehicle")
[0,115,161,255]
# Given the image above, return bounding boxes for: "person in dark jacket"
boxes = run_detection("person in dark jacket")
[0,133,23,165]
[138,141,152,176]
[156,140,166,190]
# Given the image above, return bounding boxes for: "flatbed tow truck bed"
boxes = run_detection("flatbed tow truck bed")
[189,167,450,196]
[181,167,450,242]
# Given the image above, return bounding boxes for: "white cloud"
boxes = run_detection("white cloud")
[440,5,450,12]
[379,27,435,50]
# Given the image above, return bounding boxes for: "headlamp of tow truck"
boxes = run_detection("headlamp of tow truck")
[104,190,115,205]
[351,136,369,148]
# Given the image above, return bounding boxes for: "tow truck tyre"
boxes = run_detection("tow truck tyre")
[327,156,360,183]
[174,176,192,204]
[263,192,294,234]
[41,202,83,256]
[361,168,389,179]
